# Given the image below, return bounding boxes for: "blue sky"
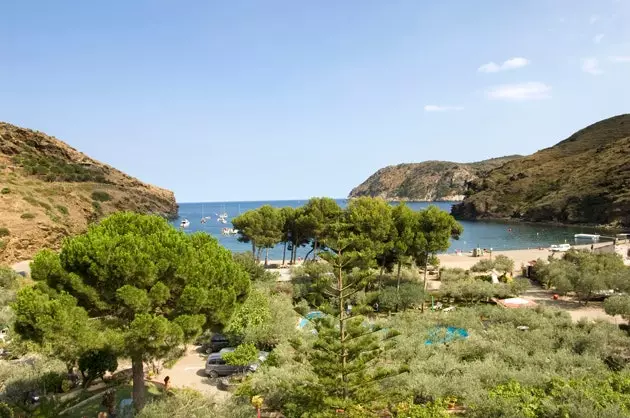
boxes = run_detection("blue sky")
[1,1,629,202]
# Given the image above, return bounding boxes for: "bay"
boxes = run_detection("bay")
[172,200,609,259]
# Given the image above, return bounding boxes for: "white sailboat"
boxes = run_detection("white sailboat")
[180,218,190,228]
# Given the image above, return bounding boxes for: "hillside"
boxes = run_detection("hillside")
[0,122,178,263]
[349,156,521,201]
[452,114,630,227]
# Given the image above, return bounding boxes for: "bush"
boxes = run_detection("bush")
[56,205,69,215]
[0,228,9,238]
[223,343,258,366]
[0,402,14,418]
[78,347,118,388]
[470,259,494,272]
[439,268,469,282]
[604,295,630,322]
[233,252,275,281]
[0,266,20,290]
[378,283,425,312]
[1,188,10,195]
[91,191,111,202]
[493,255,515,274]
[20,213,35,220]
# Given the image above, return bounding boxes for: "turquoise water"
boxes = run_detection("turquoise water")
[172,200,608,259]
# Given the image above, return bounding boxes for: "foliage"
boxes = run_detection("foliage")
[136,388,254,418]
[15,212,250,410]
[0,187,10,195]
[604,295,630,322]
[12,288,97,371]
[232,252,276,282]
[493,255,515,274]
[0,266,20,290]
[91,190,111,202]
[223,343,259,366]
[470,259,495,273]
[378,283,425,312]
[78,347,118,388]
[393,399,449,418]
[534,250,630,303]
[0,403,13,418]
[227,288,296,350]
[14,152,107,183]
[0,355,67,408]
[469,375,630,417]
[232,205,284,263]
[0,228,9,238]
[20,213,35,220]
[55,205,69,215]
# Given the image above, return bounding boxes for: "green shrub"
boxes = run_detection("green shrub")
[470,259,495,272]
[91,191,111,202]
[1,188,10,195]
[56,205,69,215]
[0,228,9,238]
[20,213,36,219]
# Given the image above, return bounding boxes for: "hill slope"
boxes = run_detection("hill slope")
[452,114,630,227]
[349,156,521,201]
[0,122,178,263]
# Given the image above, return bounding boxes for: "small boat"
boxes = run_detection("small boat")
[221,227,239,236]
[549,243,571,252]
[180,219,190,228]
[574,233,600,241]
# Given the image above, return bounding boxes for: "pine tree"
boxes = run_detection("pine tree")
[303,200,406,415]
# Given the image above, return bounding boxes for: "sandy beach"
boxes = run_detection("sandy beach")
[437,242,630,272]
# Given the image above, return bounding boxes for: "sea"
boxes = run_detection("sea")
[171,200,609,260]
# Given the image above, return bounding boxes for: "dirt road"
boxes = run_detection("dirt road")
[154,346,230,402]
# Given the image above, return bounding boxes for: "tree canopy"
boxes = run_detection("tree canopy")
[13,212,250,410]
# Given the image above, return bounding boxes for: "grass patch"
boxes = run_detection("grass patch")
[0,240,5,250]
[0,227,9,237]
[1,187,9,194]
[56,205,69,215]
[21,212,36,219]
[23,195,51,210]
[91,191,112,202]
[61,383,161,418]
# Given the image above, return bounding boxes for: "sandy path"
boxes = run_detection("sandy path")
[154,346,230,401]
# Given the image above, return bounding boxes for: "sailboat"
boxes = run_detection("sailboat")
[180,219,190,228]
[201,204,207,224]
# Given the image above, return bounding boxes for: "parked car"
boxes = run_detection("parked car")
[205,348,269,378]
[200,333,231,354]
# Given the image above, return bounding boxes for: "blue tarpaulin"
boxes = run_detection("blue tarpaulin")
[425,326,468,345]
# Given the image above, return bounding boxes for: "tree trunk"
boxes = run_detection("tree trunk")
[313,239,319,260]
[265,248,269,266]
[131,354,145,411]
[282,241,287,265]
[421,255,429,313]
[396,260,402,291]
[251,241,256,257]
[304,246,314,261]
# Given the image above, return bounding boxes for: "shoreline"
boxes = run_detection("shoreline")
[263,242,630,274]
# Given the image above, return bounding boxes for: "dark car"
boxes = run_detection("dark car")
[201,334,231,354]
[205,348,269,378]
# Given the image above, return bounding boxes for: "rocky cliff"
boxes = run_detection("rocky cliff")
[0,122,178,263]
[349,156,520,201]
[452,114,630,227]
